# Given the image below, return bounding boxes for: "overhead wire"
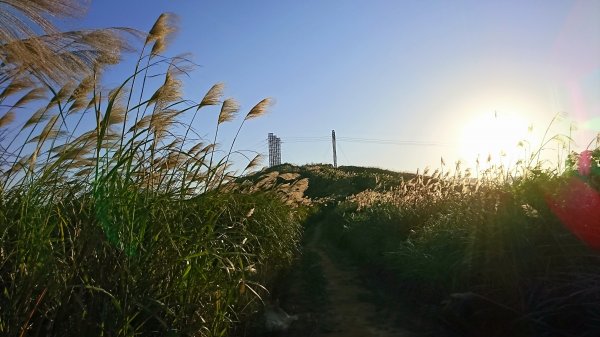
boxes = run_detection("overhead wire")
[337,142,352,166]
[278,135,448,147]
[261,133,452,167]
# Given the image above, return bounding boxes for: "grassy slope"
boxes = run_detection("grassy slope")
[250,163,415,200]
[257,160,600,337]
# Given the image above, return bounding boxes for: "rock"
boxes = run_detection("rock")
[264,301,298,332]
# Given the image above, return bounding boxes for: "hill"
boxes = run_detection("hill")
[237,161,600,337]
[243,163,416,201]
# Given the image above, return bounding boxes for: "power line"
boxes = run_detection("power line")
[337,141,352,166]
[264,131,453,168]
[280,135,449,147]
[338,137,444,146]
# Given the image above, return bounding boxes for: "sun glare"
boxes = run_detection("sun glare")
[460,111,531,167]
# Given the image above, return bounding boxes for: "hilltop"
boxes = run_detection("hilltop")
[236,161,600,337]
[242,163,417,201]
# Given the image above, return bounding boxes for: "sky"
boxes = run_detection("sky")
[67,0,600,173]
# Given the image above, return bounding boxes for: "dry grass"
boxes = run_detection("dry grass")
[320,146,600,336]
[0,12,304,337]
[0,0,140,86]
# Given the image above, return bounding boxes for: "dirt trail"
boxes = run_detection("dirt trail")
[290,222,412,337]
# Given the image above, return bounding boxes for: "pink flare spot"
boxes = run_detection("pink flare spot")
[578,150,592,176]
[546,178,600,250]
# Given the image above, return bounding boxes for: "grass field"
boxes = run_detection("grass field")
[2,8,599,337]
[0,14,310,336]
[283,151,600,336]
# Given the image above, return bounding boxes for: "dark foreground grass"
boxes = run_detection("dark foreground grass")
[0,187,303,336]
[311,151,600,336]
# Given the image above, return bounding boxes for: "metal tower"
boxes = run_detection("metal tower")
[268,133,281,167]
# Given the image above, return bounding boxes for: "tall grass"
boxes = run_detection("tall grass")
[320,142,600,336]
[0,14,304,337]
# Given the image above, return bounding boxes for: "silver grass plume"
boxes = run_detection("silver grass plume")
[245,98,272,120]
[218,98,240,124]
[199,83,225,108]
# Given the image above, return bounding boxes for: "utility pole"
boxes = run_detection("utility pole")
[332,130,337,168]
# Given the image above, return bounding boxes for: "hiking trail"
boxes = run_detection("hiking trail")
[282,221,414,337]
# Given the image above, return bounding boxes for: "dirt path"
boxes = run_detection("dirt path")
[284,222,413,336]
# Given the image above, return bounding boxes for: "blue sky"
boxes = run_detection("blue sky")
[70,0,599,172]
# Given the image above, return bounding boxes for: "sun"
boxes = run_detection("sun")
[459,111,531,167]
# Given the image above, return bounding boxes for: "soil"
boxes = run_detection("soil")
[280,222,415,337]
